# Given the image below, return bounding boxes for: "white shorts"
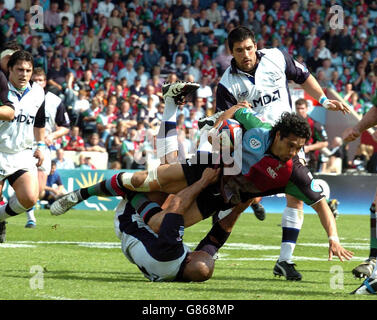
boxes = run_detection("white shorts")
[0,149,38,181]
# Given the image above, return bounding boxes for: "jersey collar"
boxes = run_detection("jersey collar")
[8,81,32,101]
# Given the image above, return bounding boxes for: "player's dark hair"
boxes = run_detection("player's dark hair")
[1,40,23,52]
[227,26,256,52]
[33,67,46,78]
[7,50,34,70]
[270,112,311,141]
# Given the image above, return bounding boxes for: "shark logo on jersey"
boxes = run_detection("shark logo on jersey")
[238,90,249,99]
[252,90,280,108]
[249,136,262,150]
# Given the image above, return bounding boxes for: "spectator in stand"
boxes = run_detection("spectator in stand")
[47,55,69,96]
[85,132,107,153]
[187,24,203,50]
[44,1,60,33]
[179,8,196,34]
[172,42,191,66]
[117,59,137,85]
[70,58,84,80]
[10,0,24,25]
[320,136,344,174]
[41,161,67,206]
[62,126,85,152]
[54,148,75,170]
[142,42,160,74]
[97,0,115,18]
[306,47,323,74]
[83,27,100,59]
[170,55,187,80]
[96,103,118,144]
[161,32,176,63]
[81,97,102,137]
[106,120,129,163]
[129,76,145,97]
[206,2,222,29]
[59,2,74,26]
[201,58,217,85]
[221,0,239,27]
[196,8,212,36]
[120,129,136,169]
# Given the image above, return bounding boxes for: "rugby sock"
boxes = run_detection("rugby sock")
[279,207,304,263]
[78,173,129,200]
[157,96,178,161]
[369,203,377,259]
[0,195,28,221]
[26,207,36,222]
[130,193,162,224]
[195,222,231,257]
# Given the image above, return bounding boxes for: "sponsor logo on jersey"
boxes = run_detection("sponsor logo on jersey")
[310,179,323,193]
[252,90,280,108]
[249,136,262,150]
[238,90,249,99]
[11,112,36,125]
[267,166,277,179]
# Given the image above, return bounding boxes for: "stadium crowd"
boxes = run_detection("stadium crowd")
[2,0,377,172]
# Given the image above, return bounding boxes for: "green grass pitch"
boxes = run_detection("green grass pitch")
[0,209,375,300]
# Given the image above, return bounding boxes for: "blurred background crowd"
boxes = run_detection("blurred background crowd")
[2,0,377,173]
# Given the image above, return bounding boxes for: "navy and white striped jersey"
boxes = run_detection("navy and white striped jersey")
[216,48,310,125]
[115,199,190,282]
[44,91,70,136]
[0,81,45,154]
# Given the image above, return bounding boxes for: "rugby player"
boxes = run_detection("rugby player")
[344,60,377,294]
[198,26,350,280]
[24,68,70,228]
[0,50,46,241]
[114,167,245,282]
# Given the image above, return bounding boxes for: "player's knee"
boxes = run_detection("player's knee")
[131,171,147,188]
[19,192,39,209]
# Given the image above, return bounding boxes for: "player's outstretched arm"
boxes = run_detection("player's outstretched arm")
[301,74,350,114]
[311,198,354,261]
[343,106,377,142]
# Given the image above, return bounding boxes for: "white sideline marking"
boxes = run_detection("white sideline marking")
[0,243,36,248]
[36,294,79,300]
[1,241,372,253]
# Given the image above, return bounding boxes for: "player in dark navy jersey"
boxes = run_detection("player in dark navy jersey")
[114,167,246,282]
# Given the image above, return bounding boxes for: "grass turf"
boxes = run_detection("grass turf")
[0,209,375,300]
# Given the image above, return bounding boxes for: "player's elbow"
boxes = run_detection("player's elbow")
[0,107,15,121]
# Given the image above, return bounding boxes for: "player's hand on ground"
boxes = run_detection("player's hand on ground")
[200,167,221,186]
[34,149,44,167]
[326,99,351,115]
[342,126,360,143]
[328,241,354,262]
